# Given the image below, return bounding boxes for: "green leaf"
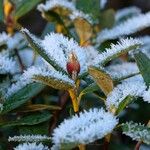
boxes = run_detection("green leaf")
[19,122,49,136]
[115,96,136,115]
[0,0,4,22]
[0,111,51,128]
[76,0,100,21]
[16,104,61,113]
[15,0,42,20]
[134,51,150,87]
[122,121,150,145]
[1,83,45,114]
[88,67,114,96]
[21,29,67,75]
[100,9,115,29]
[33,75,74,90]
[78,83,99,103]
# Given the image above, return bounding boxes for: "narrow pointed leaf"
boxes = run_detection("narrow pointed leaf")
[21,29,67,75]
[134,51,150,87]
[0,112,51,127]
[116,95,136,115]
[1,83,45,114]
[33,75,74,90]
[16,104,61,113]
[122,121,150,145]
[88,67,114,96]
[15,0,42,20]
[78,83,99,102]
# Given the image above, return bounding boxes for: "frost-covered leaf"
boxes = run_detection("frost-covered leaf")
[88,67,113,96]
[122,121,150,145]
[33,74,74,90]
[94,38,142,66]
[0,0,4,22]
[0,111,52,127]
[105,62,139,81]
[52,108,118,149]
[5,66,74,98]
[21,28,89,75]
[14,142,49,150]
[37,0,76,16]
[8,134,51,142]
[97,12,150,43]
[134,51,150,87]
[1,83,45,114]
[15,0,42,20]
[115,6,141,23]
[21,28,67,74]
[106,75,146,111]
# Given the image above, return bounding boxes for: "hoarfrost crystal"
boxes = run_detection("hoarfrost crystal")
[122,121,150,145]
[8,134,51,142]
[37,0,76,12]
[97,12,150,43]
[106,75,146,110]
[14,142,49,150]
[52,108,118,148]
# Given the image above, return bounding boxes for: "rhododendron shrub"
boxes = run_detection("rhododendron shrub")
[0,0,150,149]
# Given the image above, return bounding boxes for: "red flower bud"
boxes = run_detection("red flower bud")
[67,52,80,80]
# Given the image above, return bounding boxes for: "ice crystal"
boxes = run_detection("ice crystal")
[97,12,150,43]
[122,121,150,145]
[0,51,16,74]
[70,10,93,24]
[8,135,51,142]
[106,75,146,109]
[143,87,150,104]
[37,0,76,12]
[14,142,49,150]
[52,108,118,148]
[94,38,142,66]
[106,62,139,79]
[0,32,9,46]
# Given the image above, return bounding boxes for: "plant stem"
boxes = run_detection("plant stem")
[79,144,86,150]
[68,88,79,113]
[134,141,142,150]
[14,48,25,72]
[103,134,111,150]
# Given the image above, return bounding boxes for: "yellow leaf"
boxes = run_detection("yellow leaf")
[88,67,114,96]
[74,18,93,46]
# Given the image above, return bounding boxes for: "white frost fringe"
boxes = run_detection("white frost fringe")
[52,108,118,148]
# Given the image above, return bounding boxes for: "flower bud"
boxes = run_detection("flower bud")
[67,52,80,80]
